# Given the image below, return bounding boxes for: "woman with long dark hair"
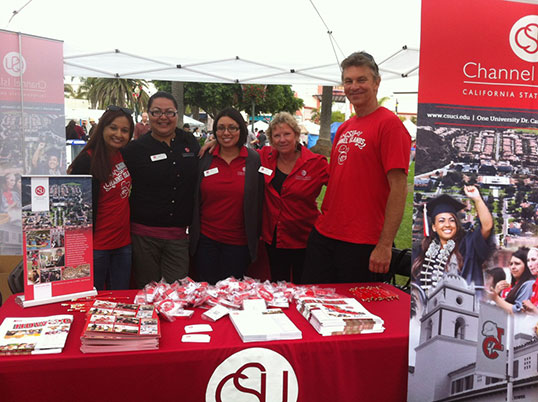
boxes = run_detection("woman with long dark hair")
[411,185,493,297]
[68,106,134,290]
[489,247,534,314]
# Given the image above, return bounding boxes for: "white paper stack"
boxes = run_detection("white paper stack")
[229,309,302,343]
[296,297,384,336]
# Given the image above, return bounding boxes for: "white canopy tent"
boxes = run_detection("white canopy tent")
[61,46,419,87]
[301,120,320,135]
[184,115,205,129]
[403,119,417,140]
[2,0,421,109]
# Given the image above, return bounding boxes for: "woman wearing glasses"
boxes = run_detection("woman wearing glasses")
[199,112,328,283]
[122,92,200,288]
[189,107,264,284]
[68,106,134,290]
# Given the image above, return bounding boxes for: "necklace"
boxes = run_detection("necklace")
[419,239,456,296]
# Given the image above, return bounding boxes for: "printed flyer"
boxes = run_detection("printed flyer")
[408,1,538,401]
[21,175,93,303]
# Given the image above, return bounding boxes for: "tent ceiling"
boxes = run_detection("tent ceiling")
[63,47,419,86]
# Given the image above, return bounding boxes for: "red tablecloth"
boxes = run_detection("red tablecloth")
[0,283,410,402]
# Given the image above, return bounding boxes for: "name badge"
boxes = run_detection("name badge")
[150,153,167,162]
[258,166,273,176]
[116,161,126,170]
[204,167,219,177]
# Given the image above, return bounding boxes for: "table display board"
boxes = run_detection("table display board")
[19,175,96,307]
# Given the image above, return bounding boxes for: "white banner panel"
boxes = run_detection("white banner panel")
[476,302,508,379]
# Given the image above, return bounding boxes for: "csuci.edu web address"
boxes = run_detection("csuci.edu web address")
[426,113,471,120]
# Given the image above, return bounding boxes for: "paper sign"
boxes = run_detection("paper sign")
[31,177,50,212]
[181,334,211,343]
[185,324,213,333]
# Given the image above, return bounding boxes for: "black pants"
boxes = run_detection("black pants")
[301,227,382,284]
[265,242,305,283]
[195,233,251,285]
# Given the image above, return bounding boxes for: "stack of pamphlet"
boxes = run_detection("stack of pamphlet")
[80,300,160,353]
[229,309,302,343]
[0,315,73,355]
[296,297,384,336]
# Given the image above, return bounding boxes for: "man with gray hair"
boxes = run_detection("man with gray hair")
[302,51,411,284]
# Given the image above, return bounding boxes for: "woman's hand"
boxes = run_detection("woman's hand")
[494,280,509,296]
[523,300,538,315]
[463,185,481,202]
[198,139,216,158]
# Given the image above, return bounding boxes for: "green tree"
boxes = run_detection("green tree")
[82,78,150,111]
[64,84,77,98]
[331,111,345,122]
[310,107,320,124]
[153,81,303,119]
[378,96,390,106]
[241,85,303,116]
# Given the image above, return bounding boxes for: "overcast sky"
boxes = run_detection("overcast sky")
[1,0,422,112]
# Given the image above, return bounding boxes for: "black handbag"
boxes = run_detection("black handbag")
[387,248,412,292]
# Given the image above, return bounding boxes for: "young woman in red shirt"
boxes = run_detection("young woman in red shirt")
[68,106,134,290]
[190,107,263,284]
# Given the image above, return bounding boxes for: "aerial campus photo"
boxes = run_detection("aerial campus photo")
[408,103,538,401]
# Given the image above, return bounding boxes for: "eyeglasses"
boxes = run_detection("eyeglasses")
[106,105,133,115]
[216,125,240,133]
[149,109,178,118]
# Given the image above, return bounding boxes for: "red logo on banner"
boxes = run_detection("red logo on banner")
[3,51,27,77]
[35,186,46,196]
[510,15,538,62]
[481,320,505,360]
[515,24,538,54]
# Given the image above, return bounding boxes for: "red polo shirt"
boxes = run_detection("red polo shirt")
[200,146,248,245]
[259,146,329,249]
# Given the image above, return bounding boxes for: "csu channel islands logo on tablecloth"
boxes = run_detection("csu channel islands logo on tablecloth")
[206,347,298,402]
[3,51,27,77]
[510,15,538,62]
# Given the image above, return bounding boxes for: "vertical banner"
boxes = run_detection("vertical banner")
[408,1,538,401]
[476,302,508,379]
[0,30,65,255]
[21,175,95,306]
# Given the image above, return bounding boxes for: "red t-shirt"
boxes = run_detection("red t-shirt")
[200,146,248,245]
[259,146,328,249]
[94,152,132,250]
[316,107,411,245]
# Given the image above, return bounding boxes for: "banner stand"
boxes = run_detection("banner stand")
[16,288,97,308]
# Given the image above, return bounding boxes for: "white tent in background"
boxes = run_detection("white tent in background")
[301,120,320,135]
[64,108,106,123]
[253,120,269,131]
[403,119,417,140]
[184,115,205,129]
